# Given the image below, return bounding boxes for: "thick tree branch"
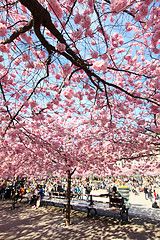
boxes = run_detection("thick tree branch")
[1,19,33,44]
[91,71,160,107]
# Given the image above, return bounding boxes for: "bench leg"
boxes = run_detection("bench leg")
[120,207,129,224]
[87,207,97,217]
[62,205,66,213]
[94,208,97,215]
[42,201,48,208]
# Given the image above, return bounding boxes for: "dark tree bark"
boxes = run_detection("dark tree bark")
[66,170,71,226]
[11,180,17,210]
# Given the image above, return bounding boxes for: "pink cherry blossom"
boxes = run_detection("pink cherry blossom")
[139,3,149,19]
[0,23,7,36]
[74,12,82,24]
[92,60,107,71]
[47,0,63,18]
[151,30,160,48]
[91,41,97,45]
[0,44,10,53]
[55,73,61,79]
[62,64,72,75]
[35,60,44,70]
[56,42,66,52]
[80,15,91,28]
[111,0,128,14]
[28,99,37,108]
[71,28,83,40]
[90,51,99,58]
[109,16,115,22]
[22,53,30,62]
[21,33,33,45]
[117,48,125,53]
[145,0,153,5]
[63,87,73,99]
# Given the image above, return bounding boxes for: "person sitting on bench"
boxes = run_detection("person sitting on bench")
[112,186,121,197]
[110,186,123,207]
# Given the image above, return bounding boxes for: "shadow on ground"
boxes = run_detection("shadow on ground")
[0,200,159,240]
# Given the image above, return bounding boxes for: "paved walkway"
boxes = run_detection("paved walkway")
[128,192,160,221]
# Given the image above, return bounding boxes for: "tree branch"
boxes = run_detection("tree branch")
[3,62,50,136]
[1,19,33,44]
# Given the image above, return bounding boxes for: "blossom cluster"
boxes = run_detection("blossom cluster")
[0,23,7,37]
[74,11,91,29]
[62,64,72,76]
[110,0,129,14]
[47,0,63,18]
[63,87,73,99]
[56,42,66,52]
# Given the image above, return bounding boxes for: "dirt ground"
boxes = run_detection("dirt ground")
[0,200,160,240]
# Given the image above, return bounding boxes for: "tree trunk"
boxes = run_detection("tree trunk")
[11,180,17,209]
[65,170,71,226]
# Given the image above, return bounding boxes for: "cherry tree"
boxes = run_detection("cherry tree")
[0,112,108,224]
[0,0,160,225]
[1,108,159,224]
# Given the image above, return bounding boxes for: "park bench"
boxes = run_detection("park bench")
[41,192,129,224]
[86,193,129,223]
[42,195,67,209]
[42,196,95,215]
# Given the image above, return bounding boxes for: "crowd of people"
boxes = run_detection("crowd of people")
[0,175,160,208]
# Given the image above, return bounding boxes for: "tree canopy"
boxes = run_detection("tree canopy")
[0,0,160,178]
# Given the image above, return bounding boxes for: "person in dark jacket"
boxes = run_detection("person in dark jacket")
[85,183,91,200]
[39,185,44,200]
[144,186,148,200]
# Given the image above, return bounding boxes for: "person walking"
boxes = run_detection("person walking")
[153,189,157,200]
[148,187,153,201]
[30,185,39,208]
[144,186,148,200]
[85,183,91,201]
